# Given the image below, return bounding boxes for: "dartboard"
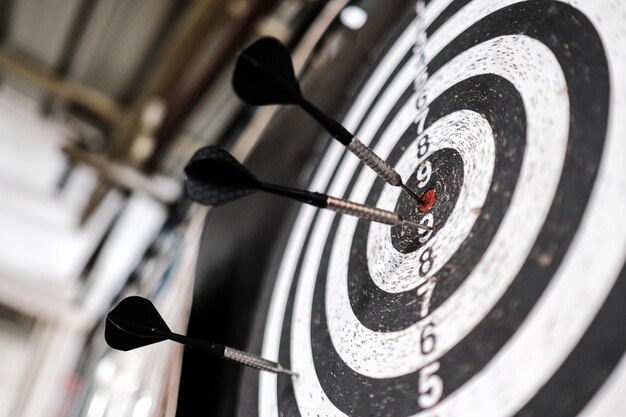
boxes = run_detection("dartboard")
[235,0,626,416]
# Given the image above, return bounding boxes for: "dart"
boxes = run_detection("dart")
[105,296,296,376]
[232,37,423,204]
[184,146,432,232]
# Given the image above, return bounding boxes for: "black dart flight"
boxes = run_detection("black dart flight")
[232,37,423,204]
[105,296,295,375]
[184,146,432,231]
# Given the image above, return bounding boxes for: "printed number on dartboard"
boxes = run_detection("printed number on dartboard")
[417,319,442,410]
[418,322,442,410]
[415,95,438,304]
[415,103,435,244]
[414,12,443,408]
[415,111,443,410]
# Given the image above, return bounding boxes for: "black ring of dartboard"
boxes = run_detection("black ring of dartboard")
[236,1,626,417]
[390,146,463,255]
[349,74,523,331]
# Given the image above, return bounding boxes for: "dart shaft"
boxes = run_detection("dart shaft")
[326,196,431,231]
[347,138,423,204]
[170,333,224,355]
[301,97,406,190]
[259,182,327,208]
[347,137,403,186]
[299,98,418,200]
[327,196,397,225]
[223,347,296,376]
[259,183,430,231]
[172,332,295,376]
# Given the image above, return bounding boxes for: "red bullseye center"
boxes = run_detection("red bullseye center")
[419,188,437,213]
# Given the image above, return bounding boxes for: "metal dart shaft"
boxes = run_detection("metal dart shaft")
[299,97,423,205]
[326,196,432,232]
[223,347,297,376]
[169,332,296,376]
[258,182,432,231]
[348,137,423,204]
[346,137,402,187]
[400,183,424,204]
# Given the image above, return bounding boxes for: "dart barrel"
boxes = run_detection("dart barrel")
[346,137,402,186]
[223,347,293,375]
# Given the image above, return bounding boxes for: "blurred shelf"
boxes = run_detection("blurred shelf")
[0,0,356,415]
[0,85,174,416]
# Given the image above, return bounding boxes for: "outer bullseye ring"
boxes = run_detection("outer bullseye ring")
[391,148,462,254]
[365,110,494,295]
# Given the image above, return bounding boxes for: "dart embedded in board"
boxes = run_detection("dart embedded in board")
[105,296,296,376]
[232,36,424,205]
[184,146,432,232]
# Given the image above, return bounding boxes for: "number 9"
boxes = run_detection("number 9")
[416,160,432,188]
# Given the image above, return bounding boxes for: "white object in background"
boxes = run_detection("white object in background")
[0,88,68,193]
[0,86,124,306]
[81,192,168,321]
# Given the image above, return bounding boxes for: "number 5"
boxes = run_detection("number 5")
[418,361,443,409]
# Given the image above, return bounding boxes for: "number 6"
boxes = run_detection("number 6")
[420,322,437,354]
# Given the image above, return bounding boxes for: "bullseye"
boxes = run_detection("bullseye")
[419,189,436,213]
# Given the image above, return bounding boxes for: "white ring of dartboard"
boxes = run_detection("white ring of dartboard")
[253,0,626,416]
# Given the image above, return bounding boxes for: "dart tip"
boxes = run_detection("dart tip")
[401,218,434,232]
[277,366,298,377]
[400,183,424,205]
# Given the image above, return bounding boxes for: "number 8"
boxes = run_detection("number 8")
[417,134,430,158]
[419,247,435,276]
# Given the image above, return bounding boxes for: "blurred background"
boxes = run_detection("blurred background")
[0,0,380,416]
